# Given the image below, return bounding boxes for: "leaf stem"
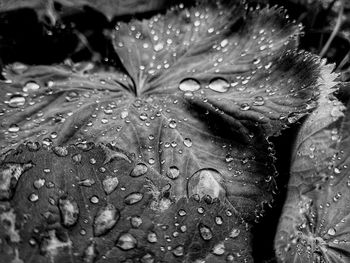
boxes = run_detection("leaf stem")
[319,0,344,58]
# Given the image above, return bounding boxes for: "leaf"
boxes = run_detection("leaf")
[0,1,336,262]
[0,143,252,263]
[274,65,350,262]
[0,0,177,22]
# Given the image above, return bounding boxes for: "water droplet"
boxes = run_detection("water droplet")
[215,216,223,225]
[116,233,137,250]
[208,78,230,93]
[229,228,240,238]
[8,124,19,133]
[179,78,201,92]
[327,228,336,236]
[172,245,184,257]
[199,223,213,240]
[220,39,229,48]
[93,204,120,236]
[52,146,68,157]
[90,196,99,204]
[183,138,192,147]
[23,81,40,92]
[166,166,180,180]
[187,168,225,200]
[8,95,25,108]
[240,103,250,111]
[139,113,148,121]
[33,178,45,189]
[130,216,142,228]
[154,42,164,52]
[103,176,119,195]
[58,196,79,227]
[253,96,265,106]
[141,253,155,263]
[72,154,82,163]
[130,163,148,177]
[169,119,177,129]
[178,209,187,216]
[78,179,95,187]
[147,232,158,243]
[124,192,143,205]
[212,242,225,255]
[28,193,39,202]
[148,158,155,165]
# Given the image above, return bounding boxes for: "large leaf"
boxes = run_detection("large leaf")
[0,1,335,262]
[274,65,350,262]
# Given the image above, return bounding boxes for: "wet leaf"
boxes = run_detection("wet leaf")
[274,65,350,262]
[0,1,338,262]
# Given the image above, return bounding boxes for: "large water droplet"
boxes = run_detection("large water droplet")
[212,242,225,255]
[33,178,46,189]
[183,138,192,147]
[187,168,226,200]
[102,176,119,195]
[28,193,39,202]
[208,78,230,93]
[8,95,25,108]
[23,81,40,92]
[58,196,79,227]
[179,78,201,92]
[166,166,180,180]
[116,233,137,250]
[130,163,148,177]
[124,192,143,205]
[93,204,120,236]
[199,223,213,240]
[8,124,19,133]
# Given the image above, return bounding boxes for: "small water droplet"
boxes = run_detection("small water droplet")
[33,178,45,189]
[130,163,148,177]
[229,228,240,238]
[215,216,223,225]
[72,154,82,163]
[103,176,119,195]
[179,78,201,92]
[208,78,230,93]
[169,119,177,129]
[78,178,95,187]
[124,192,143,205]
[130,216,142,228]
[183,138,192,147]
[116,233,137,250]
[139,113,148,121]
[240,103,250,111]
[173,245,184,257]
[178,209,187,216]
[90,196,99,204]
[147,232,158,243]
[212,242,225,255]
[28,193,39,202]
[52,146,68,157]
[253,96,265,106]
[327,228,336,236]
[166,166,180,180]
[199,223,213,240]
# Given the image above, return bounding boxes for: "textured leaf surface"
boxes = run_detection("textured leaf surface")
[274,65,350,262]
[0,1,335,262]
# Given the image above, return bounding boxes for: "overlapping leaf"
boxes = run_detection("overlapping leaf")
[274,65,350,262]
[0,1,337,262]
